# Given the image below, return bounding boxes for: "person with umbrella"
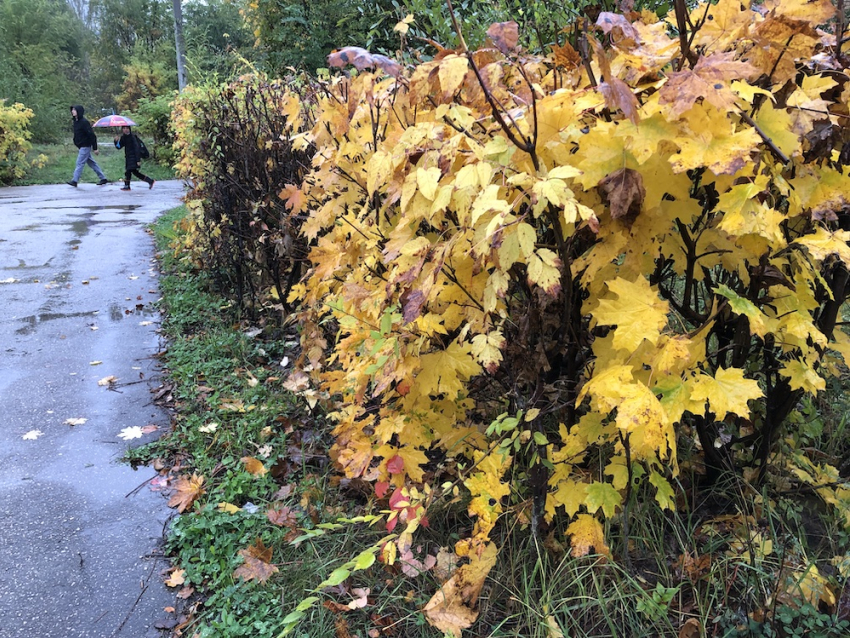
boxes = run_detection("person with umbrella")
[112,123,154,191]
[67,105,108,187]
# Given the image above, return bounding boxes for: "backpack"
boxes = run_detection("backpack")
[135,134,150,160]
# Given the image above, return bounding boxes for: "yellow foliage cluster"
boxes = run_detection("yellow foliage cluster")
[0,100,43,184]
[177,2,850,634]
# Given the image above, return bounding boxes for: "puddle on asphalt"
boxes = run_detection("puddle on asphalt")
[15,304,157,335]
[39,204,143,212]
[15,310,99,336]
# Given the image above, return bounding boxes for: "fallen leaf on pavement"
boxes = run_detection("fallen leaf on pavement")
[176,586,194,599]
[98,375,118,386]
[141,424,159,434]
[89,361,102,366]
[165,569,185,587]
[22,430,44,440]
[118,426,145,440]
[65,418,87,426]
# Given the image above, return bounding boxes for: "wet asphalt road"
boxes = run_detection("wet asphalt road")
[0,181,186,638]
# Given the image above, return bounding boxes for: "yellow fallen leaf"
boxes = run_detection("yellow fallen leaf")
[165,569,185,587]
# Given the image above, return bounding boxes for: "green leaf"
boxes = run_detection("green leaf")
[319,567,350,588]
[584,482,622,517]
[533,431,548,446]
[353,550,376,571]
[648,471,675,510]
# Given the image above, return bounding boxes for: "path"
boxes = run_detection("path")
[0,181,185,637]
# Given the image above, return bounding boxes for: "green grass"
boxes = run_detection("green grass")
[13,140,175,186]
[139,207,850,638]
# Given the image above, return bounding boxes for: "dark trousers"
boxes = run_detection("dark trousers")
[124,168,151,185]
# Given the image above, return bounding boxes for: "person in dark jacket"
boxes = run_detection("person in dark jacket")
[68,105,108,187]
[113,126,154,191]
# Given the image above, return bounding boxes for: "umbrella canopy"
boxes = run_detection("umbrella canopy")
[92,114,137,127]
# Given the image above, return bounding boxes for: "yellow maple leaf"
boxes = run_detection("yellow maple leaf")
[422,543,498,637]
[689,367,762,420]
[780,358,825,394]
[527,249,562,295]
[470,330,505,373]
[591,277,669,352]
[793,227,850,265]
[566,514,610,558]
[416,342,482,397]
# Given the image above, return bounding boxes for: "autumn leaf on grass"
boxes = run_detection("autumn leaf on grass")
[233,538,279,584]
[689,367,762,420]
[566,514,610,558]
[168,474,206,512]
[591,277,669,352]
[241,456,268,477]
[660,53,759,119]
[423,543,498,637]
[266,506,298,527]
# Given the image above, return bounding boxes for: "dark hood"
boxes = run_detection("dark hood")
[71,105,85,120]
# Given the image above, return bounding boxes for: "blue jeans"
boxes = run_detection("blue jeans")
[72,147,106,182]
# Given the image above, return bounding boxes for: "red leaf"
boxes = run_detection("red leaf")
[386,454,405,475]
[375,481,390,499]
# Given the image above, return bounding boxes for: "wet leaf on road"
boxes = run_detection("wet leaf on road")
[65,418,87,426]
[164,568,185,587]
[89,361,103,366]
[98,375,118,386]
[118,426,144,440]
[22,430,44,440]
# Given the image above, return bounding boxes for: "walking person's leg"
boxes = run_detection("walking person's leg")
[68,147,90,186]
[86,155,108,182]
[121,169,132,190]
[132,169,155,189]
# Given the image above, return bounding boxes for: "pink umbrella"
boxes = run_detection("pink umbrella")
[93,114,137,127]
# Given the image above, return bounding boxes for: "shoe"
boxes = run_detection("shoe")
[67,181,77,187]
[121,186,131,191]
[148,179,155,189]
[97,179,108,185]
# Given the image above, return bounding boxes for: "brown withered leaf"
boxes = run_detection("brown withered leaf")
[266,506,298,527]
[596,12,641,49]
[401,288,427,323]
[599,78,640,125]
[241,456,268,477]
[598,168,645,227]
[486,22,519,55]
[678,618,702,638]
[167,474,205,513]
[233,538,279,583]
[551,42,581,69]
[660,52,759,119]
[328,47,401,77]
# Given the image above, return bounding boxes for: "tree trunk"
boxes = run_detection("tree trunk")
[172,0,188,91]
